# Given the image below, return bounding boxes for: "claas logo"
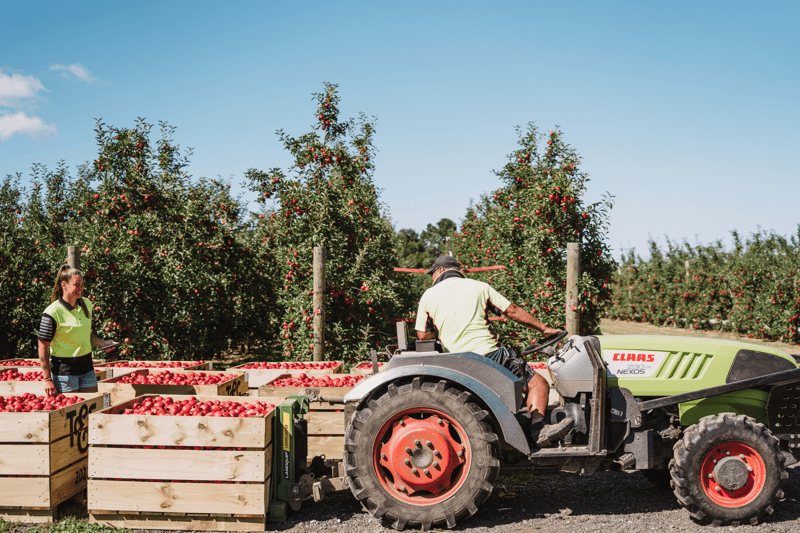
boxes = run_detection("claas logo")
[612,352,656,363]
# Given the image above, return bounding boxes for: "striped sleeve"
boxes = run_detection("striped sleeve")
[485,285,511,315]
[38,313,56,342]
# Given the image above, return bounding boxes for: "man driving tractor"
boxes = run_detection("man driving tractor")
[415,255,574,446]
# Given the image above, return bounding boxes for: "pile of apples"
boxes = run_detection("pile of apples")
[0,393,83,412]
[0,369,45,381]
[238,361,338,370]
[103,361,205,368]
[0,359,40,367]
[121,396,275,417]
[115,371,234,386]
[270,374,364,387]
[0,369,106,381]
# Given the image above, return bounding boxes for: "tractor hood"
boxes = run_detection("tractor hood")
[597,335,797,398]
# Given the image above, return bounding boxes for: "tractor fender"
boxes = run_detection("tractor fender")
[344,353,531,454]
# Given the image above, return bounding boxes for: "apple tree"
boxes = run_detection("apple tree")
[455,124,616,351]
[65,119,269,360]
[0,174,54,357]
[247,83,410,363]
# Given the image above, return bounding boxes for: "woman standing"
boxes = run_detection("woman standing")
[37,265,115,396]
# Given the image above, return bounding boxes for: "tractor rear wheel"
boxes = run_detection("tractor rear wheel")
[670,413,787,526]
[343,377,500,531]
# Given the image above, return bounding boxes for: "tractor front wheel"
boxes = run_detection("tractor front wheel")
[670,413,788,526]
[343,378,500,531]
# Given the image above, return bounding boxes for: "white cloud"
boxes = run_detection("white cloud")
[0,69,47,106]
[49,63,97,83]
[0,112,56,141]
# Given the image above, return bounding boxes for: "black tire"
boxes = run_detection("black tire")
[343,377,500,531]
[669,413,788,526]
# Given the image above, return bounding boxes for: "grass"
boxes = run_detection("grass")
[0,517,129,533]
[0,496,130,533]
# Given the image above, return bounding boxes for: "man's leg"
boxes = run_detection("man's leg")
[526,372,549,420]
[526,372,574,447]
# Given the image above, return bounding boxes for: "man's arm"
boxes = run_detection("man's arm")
[504,303,561,337]
[416,330,436,340]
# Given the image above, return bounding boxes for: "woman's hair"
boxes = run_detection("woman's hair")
[51,265,90,319]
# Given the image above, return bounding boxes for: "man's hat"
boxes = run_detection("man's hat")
[426,255,462,275]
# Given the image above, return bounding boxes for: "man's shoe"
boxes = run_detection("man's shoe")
[531,417,574,447]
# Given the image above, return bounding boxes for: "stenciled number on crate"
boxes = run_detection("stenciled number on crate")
[66,402,98,453]
[74,465,87,485]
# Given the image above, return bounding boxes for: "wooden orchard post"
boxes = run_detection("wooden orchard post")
[67,246,81,270]
[313,247,326,361]
[565,243,580,336]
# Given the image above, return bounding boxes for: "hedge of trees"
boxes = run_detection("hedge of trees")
[2,85,618,362]
[606,231,800,344]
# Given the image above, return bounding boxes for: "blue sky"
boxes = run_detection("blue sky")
[2,0,798,260]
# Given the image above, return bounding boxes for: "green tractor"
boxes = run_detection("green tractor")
[340,331,800,530]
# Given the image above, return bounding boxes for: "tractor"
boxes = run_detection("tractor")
[336,328,800,530]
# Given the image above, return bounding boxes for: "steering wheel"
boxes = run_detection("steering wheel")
[521,330,570,356]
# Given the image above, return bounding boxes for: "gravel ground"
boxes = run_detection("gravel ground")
[265,464,800,533]
[7,464,798,533]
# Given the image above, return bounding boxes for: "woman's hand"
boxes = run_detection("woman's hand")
[91,334,116,349]
[44,378,57,397]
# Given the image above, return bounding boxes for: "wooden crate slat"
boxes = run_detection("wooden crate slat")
[89,395,273,448]
[50,457,89,509]
[89,512,266,531]
[89,445,271,482]
[305,411,345,436]
[0,508,57,524]
[0,507,56,524]
[0,393,107,443]
[50,430,93,473]
[88,479,267,515]
[257,393,344,412]
[90,412,270,448]
[0,477,51,507]
[308,436,344,461]
[0,457,87,508]
[258,385,353,401]
[0,382,53,395]
[0,444,49,475]
[0,411,50,443]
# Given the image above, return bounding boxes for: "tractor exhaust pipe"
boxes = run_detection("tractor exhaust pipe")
[610,453,636,471]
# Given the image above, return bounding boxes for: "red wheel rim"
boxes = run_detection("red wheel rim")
[372,407,470,505]
[700,442,766,508]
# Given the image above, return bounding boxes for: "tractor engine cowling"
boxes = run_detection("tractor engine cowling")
[548,335,596,399]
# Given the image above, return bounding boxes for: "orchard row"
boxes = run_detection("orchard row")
[606,232,800,344]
